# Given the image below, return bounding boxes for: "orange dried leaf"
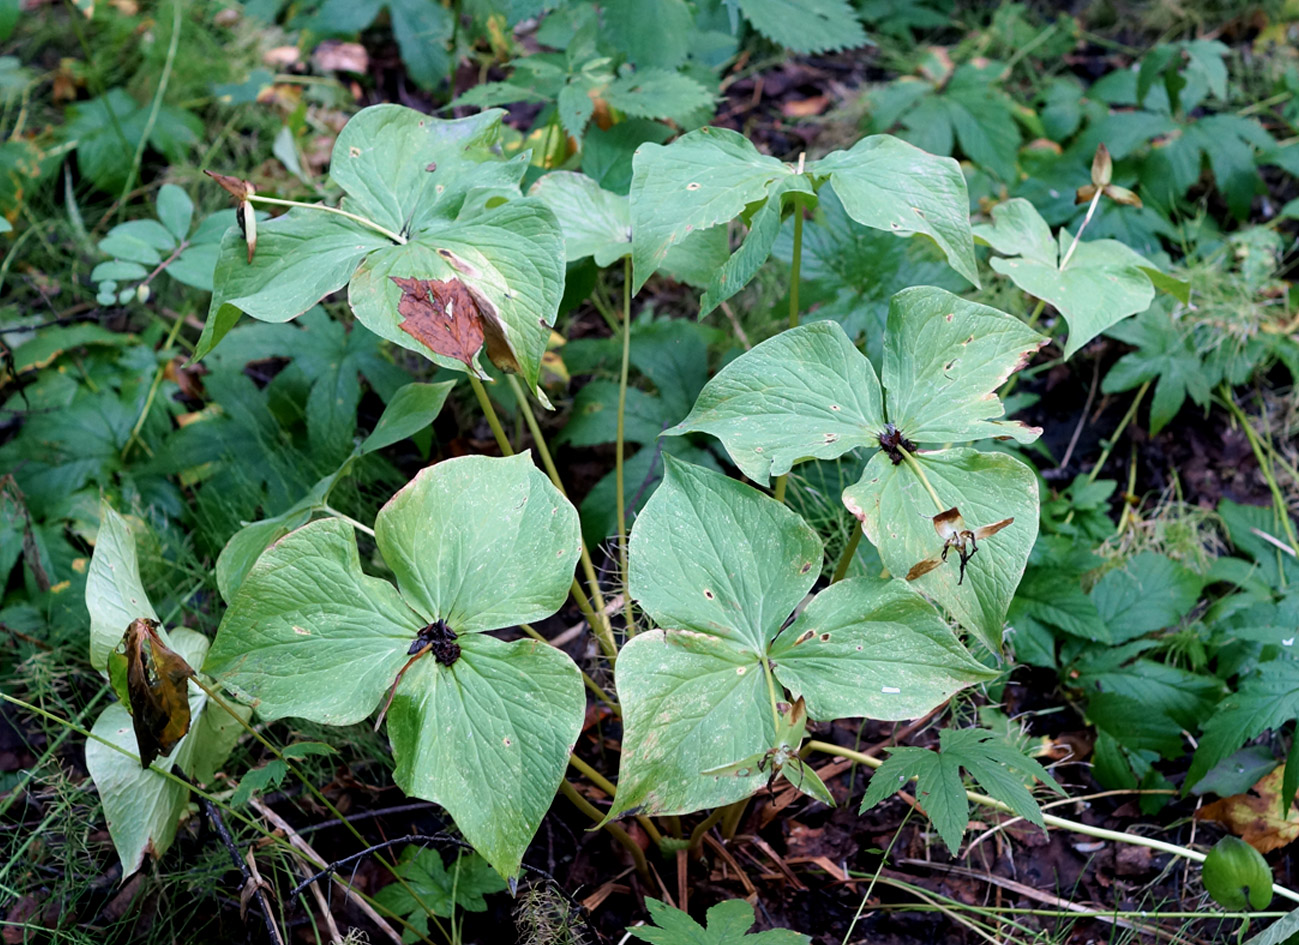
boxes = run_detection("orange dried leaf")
[121,618,195,769]
[1197,768,1299,853]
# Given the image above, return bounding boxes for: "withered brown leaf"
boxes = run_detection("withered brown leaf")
[121,618,195,769]
[391,276,486,368]
[203,170,258,262]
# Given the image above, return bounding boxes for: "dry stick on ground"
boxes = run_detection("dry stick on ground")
[888,862,1194,945]
[248,796,404,945]
[184,777,285,945]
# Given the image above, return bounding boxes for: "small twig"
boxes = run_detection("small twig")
[1056,354,1101,473]
[179,769,284,945]
[248,796,405,945]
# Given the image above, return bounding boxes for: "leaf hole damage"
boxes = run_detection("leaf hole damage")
[877,422,917,465]
[819,633,831,642]
[703,588,715,600]
[800,563,812,574]
[686,182,701,191]
[829,403,841,411]
[349,146,361,157]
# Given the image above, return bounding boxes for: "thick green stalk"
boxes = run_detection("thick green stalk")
[787,207,803,330]
[467,374,513,455]
[505,375,619,660]
[897,445,946,512]
[830,527,863,584]
[557,780,648,879]
[615,257,636,635]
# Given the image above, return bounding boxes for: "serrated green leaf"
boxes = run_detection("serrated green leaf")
[1090,552,1203,643]
[861,727,1061,854]
[1101,306,1212,435]
[1188,662,1299,790]
[373,846,507,929]
[844,447,1039,653]
[602,0,692,68]
[605,69,715,124]
[665,320,885,485]
[557,81,596,140]
[808,138,978,287]
[629,897,810,944]
[769,577,995,720]
[736,0,867,54]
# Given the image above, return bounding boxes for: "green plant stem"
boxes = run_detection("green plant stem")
[467,373,513,454]
[1059,184,1104,271]
[321,504,375,537]
[841,804,914,945]
[557,779,649,879]
[615,257,636,636]
[805,739,1299,905]
[772,474,788,503]
[519,623,618,713]
[120,314,185,461]
[760,649,782,733]
[897,446,946,512]
[687,807,726,852]
[719,796,749,841]
[787,206,803,330]
[567,753,663,847]
[245,194,407,245]
[506,375,619,661]
[116,0,182,221]
[830,527,863,584]
[0,688,106,820]
[1221,386,1299,558]
[1088,379,1150,486]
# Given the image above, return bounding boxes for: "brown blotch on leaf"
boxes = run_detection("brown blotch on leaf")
[120,617,195,769]
[391,276,486,368]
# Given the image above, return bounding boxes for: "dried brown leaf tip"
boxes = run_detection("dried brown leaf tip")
[391,276,486,368]
[204,170,258,262]
[119,617,195,769]
[1075,144,1143,209]
[906,507,1013,586]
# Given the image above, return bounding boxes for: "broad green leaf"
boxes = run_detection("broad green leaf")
[197,210,388,360]
[699,176,813,316]
[665,320,884,485]
[360,380,456,454]
[769,577,995,721]
[1006,567,1108,643]
[388,633,583,878]
[329,106,520,234]
[629,127,795,292]
[155,184,193,242]
[737,0,868,55]
[529,170,631,266]
[628,456,821,650]
[882,286,1045,445]
[629,897,810,944]
[204,517,423,724]
[978,199,1159,358]
[808,138,977,287]
[213,455,359,604]
[606,627,774,819]
[387,0,454,90]
[376,453,580,634]
[348,199,565,396]
[844,448,1039,652]
[86,503,160,673]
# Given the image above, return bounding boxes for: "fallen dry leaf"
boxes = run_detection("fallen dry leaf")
[1197,767,1299,853]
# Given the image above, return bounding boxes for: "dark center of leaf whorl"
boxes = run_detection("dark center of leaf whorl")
[409,618,462,666]
[877,423,917,465]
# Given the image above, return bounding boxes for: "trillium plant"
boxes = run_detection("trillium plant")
[82,98,1177,896]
